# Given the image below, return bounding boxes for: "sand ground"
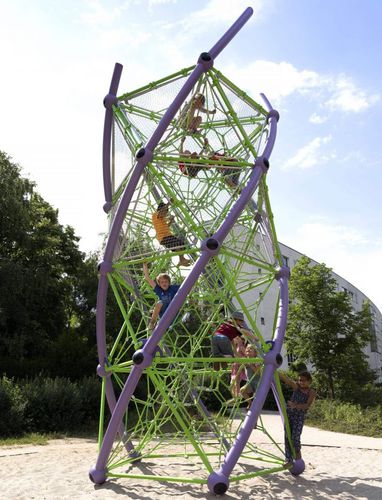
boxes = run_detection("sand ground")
[1,412,382,500]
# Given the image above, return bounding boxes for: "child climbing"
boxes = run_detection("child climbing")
[211,311,258,371]
[230,336,247,397]
[279,371,316,466]
[178,137,209,178]
[178,92,216,134]
[210,151,240,188]
[240,344,261,407]
[151,200,191,267]
[143,262,181,330]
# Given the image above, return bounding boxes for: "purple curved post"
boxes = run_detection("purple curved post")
[209,268,289,490]
[93,7,255,482]
[260,92,279,160]
[103,63,123,213]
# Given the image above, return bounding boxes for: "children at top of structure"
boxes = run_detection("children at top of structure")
[178,92,216,134]
[143,262,181,330]
[178,137,209,178]
[279,371,316,466]
[151,199,191,267]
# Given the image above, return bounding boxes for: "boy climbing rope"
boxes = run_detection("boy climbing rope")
[151,199,191,267]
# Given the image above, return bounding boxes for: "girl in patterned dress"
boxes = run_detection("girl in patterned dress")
[279,371,316,466]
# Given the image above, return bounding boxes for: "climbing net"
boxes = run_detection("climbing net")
[90,59,298,492]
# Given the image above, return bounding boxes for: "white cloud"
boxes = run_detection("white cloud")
[287,219,382,310]
[309,113,328,124]
[226,60,320,103]
[281,135,333,170]
[325,75,380,113]
[224,61,379,116]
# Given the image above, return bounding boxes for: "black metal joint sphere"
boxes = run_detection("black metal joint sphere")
[136,148,146,159]
[132,351,144,365]
[206,238,219,250]
[276,353,283,366]
[200,52,212,61]
[263,157,270,168]
[214,482,228,495]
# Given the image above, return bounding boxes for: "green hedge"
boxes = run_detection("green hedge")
[0,375,101,437]
[307,399,382,437]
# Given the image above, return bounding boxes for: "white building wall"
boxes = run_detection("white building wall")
[237,241,382,383]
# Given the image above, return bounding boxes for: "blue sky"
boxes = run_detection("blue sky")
[1,0,382,311]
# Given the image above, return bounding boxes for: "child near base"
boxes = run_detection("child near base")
[143,262,180,330]
[279,371,316,466]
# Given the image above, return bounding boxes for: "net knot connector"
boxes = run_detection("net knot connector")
[198,51,214,70]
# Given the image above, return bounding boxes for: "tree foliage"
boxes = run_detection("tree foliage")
[0,151,98,378]
[285,256,375,398]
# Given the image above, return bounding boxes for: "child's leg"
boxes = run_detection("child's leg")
[149,301,163,330]
[291,414,305,460]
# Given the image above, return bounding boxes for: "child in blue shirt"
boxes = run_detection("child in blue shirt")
[143,262,180,330]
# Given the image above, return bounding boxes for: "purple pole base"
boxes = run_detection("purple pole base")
[88,466,107,485]
[290,459,305,476]
[207,471,229,495]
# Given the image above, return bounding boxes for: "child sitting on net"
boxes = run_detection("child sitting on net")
[178,92,216,134]
[151,199,191,267]
[178,137,209,178]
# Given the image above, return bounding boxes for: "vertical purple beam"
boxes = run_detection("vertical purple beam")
[208,269,290,492]
[260,92,279,159]
[91,8,254,483]
[103,63,123,213]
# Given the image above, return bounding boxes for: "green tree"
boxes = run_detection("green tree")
[0,151,98,378]
[285,256,375,399]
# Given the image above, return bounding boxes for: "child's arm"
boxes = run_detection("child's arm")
[279,371,298,391]
[148,301,163,330]
[143,262,156,289]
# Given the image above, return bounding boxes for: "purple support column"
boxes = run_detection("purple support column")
[91,6,258,486]
[207,268,290,495]
[103,63,123,213]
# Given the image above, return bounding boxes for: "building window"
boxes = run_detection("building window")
[282,255,289,267]
[260,317,265,325]
[370,324,378,353]
[258,268,262,274]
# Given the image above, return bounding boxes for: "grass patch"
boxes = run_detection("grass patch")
[0,432,59,447]
[306,399,382,438]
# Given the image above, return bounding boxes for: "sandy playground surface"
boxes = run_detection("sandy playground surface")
[1,412,382,500]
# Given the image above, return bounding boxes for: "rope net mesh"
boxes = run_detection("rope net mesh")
[99,67,290,482]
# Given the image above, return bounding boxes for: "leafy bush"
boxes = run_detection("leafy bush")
[22,377,84,433]
[0,376,26,437]
[307,399,382,437]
